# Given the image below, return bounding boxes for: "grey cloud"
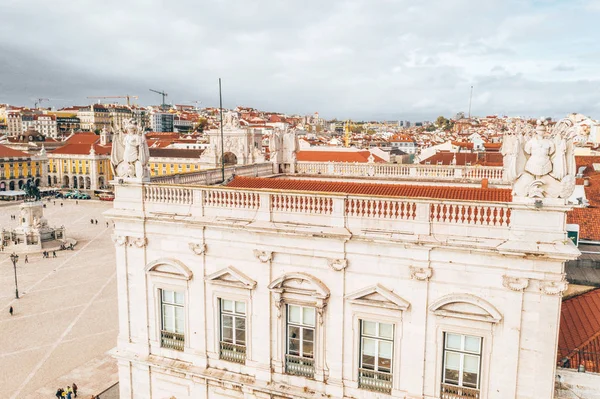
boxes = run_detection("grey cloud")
[0,0,598,120]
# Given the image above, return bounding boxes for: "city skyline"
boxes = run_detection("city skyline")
[1,0,599,121]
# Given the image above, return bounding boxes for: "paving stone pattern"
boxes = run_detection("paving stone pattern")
[0,200,118,399]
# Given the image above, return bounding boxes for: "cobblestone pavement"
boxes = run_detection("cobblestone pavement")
[0,200,118,399]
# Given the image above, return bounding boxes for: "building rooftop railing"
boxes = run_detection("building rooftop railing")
[141,183,515,241]
[296,162,506,185]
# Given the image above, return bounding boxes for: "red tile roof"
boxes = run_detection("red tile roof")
[452,141,474,149]
[65,133,99,145]
[0,144,30,158]
[558,288,600,372]
[50,143,111,155]
[297,150,386,163]
[567,156,600,241]
[226,177,512,202]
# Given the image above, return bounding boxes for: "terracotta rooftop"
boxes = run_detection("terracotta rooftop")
[558,288,600,371]
[50,143,111,155]
[567,156,600,242]
[0,144,30,158]
[297,150,386,163]
[226,177,512,202]
[64,132,100,145]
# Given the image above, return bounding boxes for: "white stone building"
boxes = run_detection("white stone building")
[107,171,578,399]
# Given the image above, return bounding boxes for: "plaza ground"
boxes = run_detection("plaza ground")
[0,199,118,399]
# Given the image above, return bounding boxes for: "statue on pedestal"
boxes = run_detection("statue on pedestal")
[110,119,150,180]
[502,117,580,199]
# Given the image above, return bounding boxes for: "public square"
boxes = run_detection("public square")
[0,199,118,399]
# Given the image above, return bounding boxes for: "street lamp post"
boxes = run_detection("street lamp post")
[10,253,19,299]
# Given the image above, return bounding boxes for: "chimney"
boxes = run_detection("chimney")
[481,178,489,189]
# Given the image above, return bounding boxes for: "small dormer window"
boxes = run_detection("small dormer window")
[437,161,443,165]
[425,161,431,165]
[466,162,471,166]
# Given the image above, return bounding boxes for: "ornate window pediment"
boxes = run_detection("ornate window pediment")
[429,294,502,323]
[205,266,256,290]
[145,258,193,281]
[346,284,410,311]
[268,272,330,299]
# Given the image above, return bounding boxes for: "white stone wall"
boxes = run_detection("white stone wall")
[107,183,578,399]
[555,368,600,399]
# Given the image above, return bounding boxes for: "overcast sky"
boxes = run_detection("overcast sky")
[0,0,599,121]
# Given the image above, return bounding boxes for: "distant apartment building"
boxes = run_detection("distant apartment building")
[21,113,35,132]
[56,116,81,134]
[34,114,58,138]
[150,112,174,132]
[7,112,22,136]
[389,135,417,154]
[78,105,110,131]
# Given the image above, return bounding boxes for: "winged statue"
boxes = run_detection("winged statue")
[110,118,150,180]
[502,116,582,199]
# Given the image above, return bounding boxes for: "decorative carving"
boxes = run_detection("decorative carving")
[316,304,327,325]
[327,258,348,271]
[112,235,127,246]
[131,237,147,248]
[502,116,582,198]
[502,275,529,291]
[409,266,433,281]
[253,250,273,263]
[540,279,569,296]
[189,242,207,255]
[110,118,150,180]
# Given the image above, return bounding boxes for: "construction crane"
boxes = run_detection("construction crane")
[87,95,139,106]
[34,98,49,109]
[149,89,168,110]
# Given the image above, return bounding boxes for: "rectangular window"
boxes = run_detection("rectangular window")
[219,298,246,363]
[358,320,393,393]
[441,333,482,397]
[285,304,315,378]
[160,289,185,351]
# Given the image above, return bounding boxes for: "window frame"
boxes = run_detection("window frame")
[442,332,482,389]
[286,304,316,359]
[160,289,185,334]
[219,298,247,347]
[359,320,394,374]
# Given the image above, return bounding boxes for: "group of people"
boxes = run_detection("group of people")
[42,250,57,258]
[9,214,17,220]
[90,219,99,225]
[60,243,75,250]
[55,383,77,398]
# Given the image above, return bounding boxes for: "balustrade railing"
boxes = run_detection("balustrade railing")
[285,354,315,378]
[347,197,416,220]
[296,162,505,183]
[558,348,600,373]
[430,202,510,226]
[358,368,392,393]
[138,183,514,240]
[272,193,333,214]
[220,341,246,364]
[440,383,480,399]
[204,189,260,209]
[151,162,273,185]
[160,330,185,351]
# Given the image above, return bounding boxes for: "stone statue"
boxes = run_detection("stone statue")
[269,129,283,164]
[223,111,240,130]
[503,117,580,199]
[23,179,41,202]
[110,118,150,180]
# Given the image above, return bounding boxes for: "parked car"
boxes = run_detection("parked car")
[99,193,115,201]
[55,193,64,199]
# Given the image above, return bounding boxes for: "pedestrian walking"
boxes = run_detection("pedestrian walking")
[95,219,98,225]
[72,382,78,398]
[106,222,109,227]
[9,306,13,316]
[61,202,63,207]
[76,200,78,205]
[54,200,56,205]
[56,387,63,399]
[90,219,94,225]
[66,385,73,399]
[25,255,28,264]
[53,251,57,258]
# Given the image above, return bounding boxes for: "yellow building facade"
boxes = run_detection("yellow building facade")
[0,144,48,191]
